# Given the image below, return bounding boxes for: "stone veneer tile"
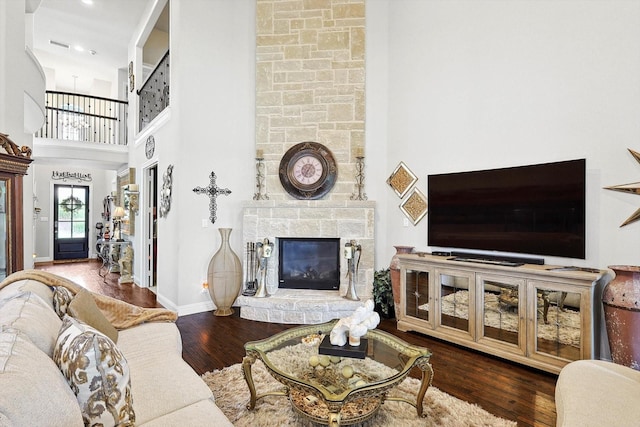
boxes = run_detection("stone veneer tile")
[337,222,366,238]
[271,116,301,127]
[317,32,350,50]
[274,19,291,34]
[305,311,326,324]
[256,92,282,107]
[271,208,300,219]
[302,111,327,123]
[299,208,331,219]
[268,310,284,323]
[284,45,311,60]
[290,220,327,236]
[304,0,332,9]
[288,71,317,82]
[256,3,274,34]
[327,104,354,121]
[283,311,306,324]
[257,35,299,46]
[319,221,338,237]
[333,208,365,220]
[256,0,365,200]
[274,1,304,13]
[304,17,323,29]
[333,4,364,19]
[285,128,318,142]
[257,218,289,236]
[283,91,314,105]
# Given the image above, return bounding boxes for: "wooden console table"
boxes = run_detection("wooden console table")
[397,253,612,374]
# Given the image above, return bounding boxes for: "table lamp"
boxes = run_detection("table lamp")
[113,206,126,241]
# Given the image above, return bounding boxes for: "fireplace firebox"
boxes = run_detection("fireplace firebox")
[278,237,340,290]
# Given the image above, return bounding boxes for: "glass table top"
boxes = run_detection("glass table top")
[243,320,433,426]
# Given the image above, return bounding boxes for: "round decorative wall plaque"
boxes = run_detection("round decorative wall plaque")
[145,135,155,159]
[279,142,337,199]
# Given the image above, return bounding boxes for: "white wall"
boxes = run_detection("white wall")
[127,0,640,314]
[129,0,256,314]
[1,0,37,269]
[172,0,255,313]
[370,0,640,269]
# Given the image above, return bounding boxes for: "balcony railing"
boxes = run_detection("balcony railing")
[138,50,170,132]
[36,91,128,145]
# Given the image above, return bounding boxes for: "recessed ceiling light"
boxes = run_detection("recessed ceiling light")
[81,0,94,5]
[74,45,84,52]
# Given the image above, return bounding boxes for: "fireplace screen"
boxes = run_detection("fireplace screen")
[278,237,340,290]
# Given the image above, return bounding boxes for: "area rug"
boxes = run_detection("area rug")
[202,344,516,427]
[419,290,580,347]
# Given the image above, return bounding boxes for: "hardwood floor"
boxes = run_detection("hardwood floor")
[35,260,558,427]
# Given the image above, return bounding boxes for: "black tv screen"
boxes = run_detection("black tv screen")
[278,237,340,290]
[427,159,586,259]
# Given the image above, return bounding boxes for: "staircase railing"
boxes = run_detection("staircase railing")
[138,50,170,132]
[36,91,128,145]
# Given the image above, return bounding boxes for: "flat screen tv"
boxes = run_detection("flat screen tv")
[427,159,586,260]
[278,237,340,290]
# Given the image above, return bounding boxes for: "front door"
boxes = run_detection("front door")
[54,185,89,260]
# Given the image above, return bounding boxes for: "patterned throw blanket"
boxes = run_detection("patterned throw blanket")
[0,269,177,328]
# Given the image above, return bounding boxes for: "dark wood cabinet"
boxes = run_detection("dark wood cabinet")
[0,133,33,279]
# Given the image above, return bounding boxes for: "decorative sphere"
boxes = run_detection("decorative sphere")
[330,356,341,364]
[341,366,354,378]
[319,355,331,367]
[309,356,320,367]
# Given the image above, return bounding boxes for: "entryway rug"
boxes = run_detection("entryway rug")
[202,359,516,427]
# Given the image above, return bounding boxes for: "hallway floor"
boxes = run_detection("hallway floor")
[34,259,161,308]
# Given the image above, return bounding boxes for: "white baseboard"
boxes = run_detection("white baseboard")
[156,294,215,316]
[176,300,215,316]
[156,294,178,312]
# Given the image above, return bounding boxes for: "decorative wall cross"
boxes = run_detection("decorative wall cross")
[193,171,232,224]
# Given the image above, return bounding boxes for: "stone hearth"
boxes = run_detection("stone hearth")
[236,289,363,324]
[237,200,375,324]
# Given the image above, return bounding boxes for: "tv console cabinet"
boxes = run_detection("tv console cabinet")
[396,253,612,374]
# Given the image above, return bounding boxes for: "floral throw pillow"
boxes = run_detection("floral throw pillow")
[52,286,75,319]
[53,316,135,427]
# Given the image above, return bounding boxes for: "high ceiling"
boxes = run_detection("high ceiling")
[32,0,151,94]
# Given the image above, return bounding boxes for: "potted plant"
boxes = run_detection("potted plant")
[373,268,395,319]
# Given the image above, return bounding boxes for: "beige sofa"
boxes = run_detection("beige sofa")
[0,271,232,426]
[555,359,640,427]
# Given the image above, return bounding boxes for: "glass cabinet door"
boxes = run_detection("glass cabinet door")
[477,274,525,353]
[404,269,431,324]
[0,180,6,281]
[436,269,475,339]
[531,283,583,362]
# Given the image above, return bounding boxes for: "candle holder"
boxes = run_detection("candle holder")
[253,156,269,200]
[350,155,367,201]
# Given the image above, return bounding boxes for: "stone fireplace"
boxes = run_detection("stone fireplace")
[236,199,375,324]
[237,1,371,324]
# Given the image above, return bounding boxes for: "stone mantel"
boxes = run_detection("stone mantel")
[239,199,375,324]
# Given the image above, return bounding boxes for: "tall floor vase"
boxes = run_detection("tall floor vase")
[207,228,242,316]
[389,245,414,319]
[603,265,640,370]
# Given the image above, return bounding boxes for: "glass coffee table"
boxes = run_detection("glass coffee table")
[243,320,433,426]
